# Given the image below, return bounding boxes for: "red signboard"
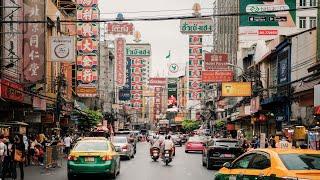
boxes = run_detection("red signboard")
[115,38,126,86]
[23,0,45,83]
[154,87,162,120]
[76,0,98,6]
[76,38,98,54]
[149,78,167,86]
[202,71,233,82]
[258,30,278,36]
[315,106,320,115]
[106,23,134,35]
[77,55,98,67]
[130,57,144,110]
[204,53,228,70]
[0,79,24,102]
[76,7,99,21]
[77,23,99,37]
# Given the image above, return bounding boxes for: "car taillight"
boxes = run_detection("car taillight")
[122,145,128,151]
[187,143,192,147]
[68,155,77,161]
[102,155,113,161]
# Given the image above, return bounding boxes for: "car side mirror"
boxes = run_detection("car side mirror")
[222,162,231,169]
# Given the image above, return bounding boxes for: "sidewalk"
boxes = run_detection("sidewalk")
[23,161,67,180]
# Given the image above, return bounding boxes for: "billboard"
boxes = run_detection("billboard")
[240,0,296,27]
[50,36,75,62]
[149,78,167,86]
[154,87,162,120]
[202,71,233,83]
[115,38,126,86]
[126,44,151,57]
[106,23,134,35]
[0,79,24,102]
[23,0,45,83]
[168,78,178,108]
[222,82,252,97]
[204,53,228,70]
[119,57,132,101]
[130,57,144,110]
[180,18,213,34]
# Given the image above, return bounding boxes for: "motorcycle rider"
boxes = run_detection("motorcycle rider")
[161,135,174,158]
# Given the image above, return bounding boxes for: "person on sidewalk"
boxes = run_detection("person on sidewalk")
[0,135,8,179]
[12,134,25,180]
[3,137,14,180]
[63,134,72,156]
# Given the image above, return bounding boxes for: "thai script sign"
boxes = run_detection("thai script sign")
[115,38,126,86]
[23,0,45,83]
[50,36,75,62]
[201,71,233,83]
[126,44,151,57]
[204,53,228,70]
[0,79,24,102]
[222,82,252,97]
[106,23,134,35]
[149,78,167,86]
[180,18,213,34]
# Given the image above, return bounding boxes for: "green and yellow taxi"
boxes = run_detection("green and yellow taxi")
[67,137,120,180]
[214,148,320,180]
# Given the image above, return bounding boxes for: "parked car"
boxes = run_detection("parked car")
[214,148,320,180]
[111,136,135,160]
[185,136,205,153]
[67,137,120,180]
[202,138,243,170]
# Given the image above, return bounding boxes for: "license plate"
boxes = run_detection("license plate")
[153,153,158,156]
[224,154,232,158]
[85,157,94,162]
[165,154,169,157]
[115,147,121,151]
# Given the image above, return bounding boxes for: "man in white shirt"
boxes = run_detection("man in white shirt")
[162,135,174,158]
[64,134,72,156]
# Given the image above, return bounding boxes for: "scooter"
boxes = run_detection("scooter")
[150,147,160,161]
[163,150,172,166]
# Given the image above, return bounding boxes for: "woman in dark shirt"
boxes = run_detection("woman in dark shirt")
[12,134,25,180]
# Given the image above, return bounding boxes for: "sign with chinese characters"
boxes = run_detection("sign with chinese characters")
[240,0,296,27]
[23,0,45,83]
[154,87,162,120]
[115,38,126,86]
[50,36,75,62]
[149,78,167,86]
[180,18,213,34]
[222,82,252,97]
[126,44,151,57]
[188,35,203,100]
[76,0,99,97]
[130,57,144,110]
[106,23,134,35]
[204,53,228,70]
[201,71,233,83]
[0,79,24,102]
[119,57,132,101]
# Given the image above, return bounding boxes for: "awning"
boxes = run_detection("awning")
[308,61,320,72]
[294,79,320,95]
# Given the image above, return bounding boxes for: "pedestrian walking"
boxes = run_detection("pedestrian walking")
[3,137,14,180]
[22,135,29,167]
[0,135,8,179]
[12,134,25,180]
[63,134,72,156]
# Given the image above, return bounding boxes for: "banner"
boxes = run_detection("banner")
[154,87,162,120]
[204,53,228,70]
[168,78,177,108]
[50,36,75,62]
[201,71,233,82]
[23,0,45,83]
[180,18,213,34]
[106,23,134,35]
[222,82,252,97]
[0,79,24,102]
[240,0,296,27]
[130,57,144,110]
[115,38,126,86]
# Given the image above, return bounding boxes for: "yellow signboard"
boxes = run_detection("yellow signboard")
[222,82,252,97]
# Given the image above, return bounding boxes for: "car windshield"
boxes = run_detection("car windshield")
[74,141,109,151]
[279,154,320,170]
[112,137,127,143]
[215,141,240,147]
[188,137,202,142]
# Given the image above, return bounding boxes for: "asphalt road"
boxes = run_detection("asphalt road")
[24,142,215,180]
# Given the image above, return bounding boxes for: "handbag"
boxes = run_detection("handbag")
[14,149,25,162]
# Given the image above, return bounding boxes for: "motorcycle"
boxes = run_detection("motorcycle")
[150,147,160,161]
[162,150,172,166]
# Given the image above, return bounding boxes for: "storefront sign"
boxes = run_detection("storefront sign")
[126,44,151,57]
[189,35,203,100]
[76,55,98,67]
[278,58,289,84]
[77,23,99,37]
[202,71,233,83]
[119,58,132,101]
[106,23,134,35]
[0,79,24,102]
[180,18,213,34]
[315,106,320,115]
[314,84,320,107]
[76,87,97,97]
[76,6,99,21]
[222,82,252,97]
[168,78,177,108]
[41,113,54,123]
[115,38,126,86]
[23,0,45,83]
[149,78,167,86]
[50,36,75,62]
[25,112,41,123]
[76,38,98,54]
[204,53,228,70]
[76,0,98,6]
[250,96,260,113]
[240,0,296,27]
[258,30,278,35]
[33,96,46,111]
[154,87,162,120]
[130,57,144,110]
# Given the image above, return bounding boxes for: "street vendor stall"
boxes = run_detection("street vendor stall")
[5,121,28,135]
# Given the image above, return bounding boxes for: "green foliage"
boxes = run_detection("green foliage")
[182,120,200,132]
[214,119,225,129]
[75,109,103,129]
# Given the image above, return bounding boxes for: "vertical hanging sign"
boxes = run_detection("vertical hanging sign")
[76,0,99,97]
[115,38,126,86]
[23,0,45,83]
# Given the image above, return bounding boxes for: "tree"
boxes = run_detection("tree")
[74,109,103,130]
[182,120,200,132]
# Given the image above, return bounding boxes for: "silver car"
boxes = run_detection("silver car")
[112,136,135,160]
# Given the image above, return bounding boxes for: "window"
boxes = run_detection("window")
[300,0,306,6]
[74,141,109,151]
[310,0,317,6]
[232,154,256,169]
[310,17,317,28]
[250,154,271,169]
[279,154,320,170]
[299,17,307,28]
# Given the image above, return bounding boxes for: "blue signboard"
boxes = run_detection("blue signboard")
[119,57,132,101]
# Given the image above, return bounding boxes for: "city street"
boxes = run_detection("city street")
[24,142,214,180]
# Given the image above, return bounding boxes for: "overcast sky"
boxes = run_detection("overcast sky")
[99,0,213,77]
